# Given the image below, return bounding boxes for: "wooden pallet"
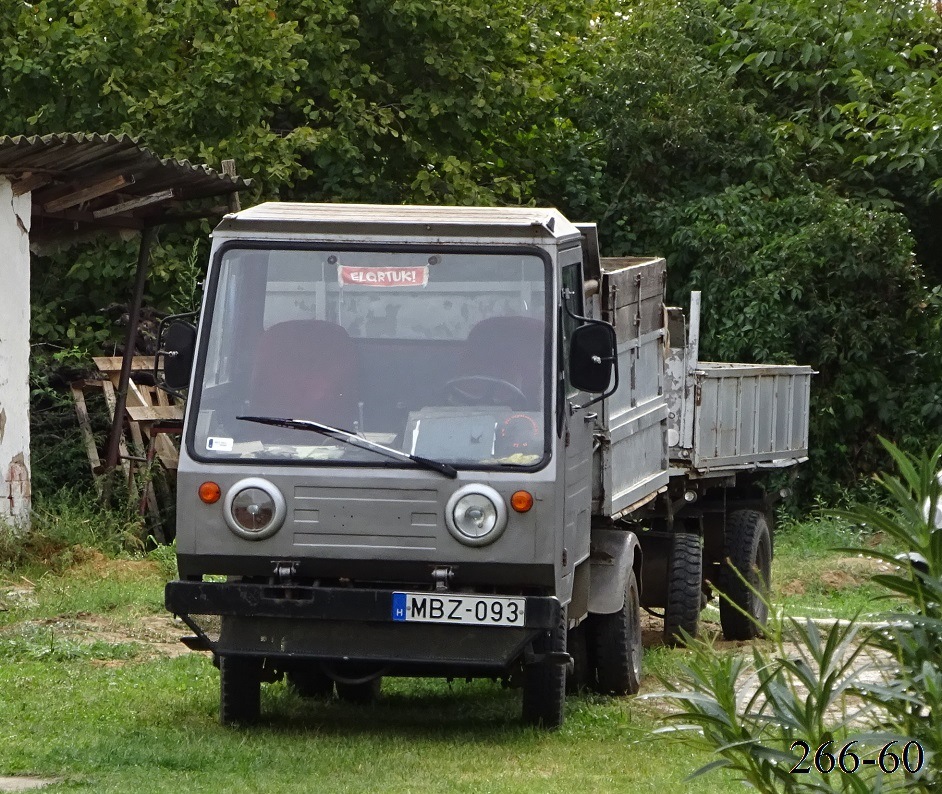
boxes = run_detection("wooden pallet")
[71,356,184,539]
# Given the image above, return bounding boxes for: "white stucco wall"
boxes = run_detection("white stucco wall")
[0,177,31,530]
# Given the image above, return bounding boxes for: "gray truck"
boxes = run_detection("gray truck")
[162,203,812,728]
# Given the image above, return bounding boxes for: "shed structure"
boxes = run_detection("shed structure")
[0,133,249,530]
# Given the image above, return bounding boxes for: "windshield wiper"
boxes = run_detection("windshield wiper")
[237,415,458,479]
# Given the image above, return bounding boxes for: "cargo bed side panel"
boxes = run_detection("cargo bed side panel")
[689,363,813,470]
[592,258,669,518]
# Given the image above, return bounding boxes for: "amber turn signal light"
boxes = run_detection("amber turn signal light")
[510,490,534,512]
[199,481,222,504]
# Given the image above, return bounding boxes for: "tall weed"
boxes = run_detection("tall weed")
[0,490,147,570]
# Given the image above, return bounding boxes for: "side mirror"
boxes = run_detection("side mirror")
[570,322,616,393]
[158,319,197,391]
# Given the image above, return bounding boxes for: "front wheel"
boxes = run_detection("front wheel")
[521,608,567,728]
[219,655,262,726]
[588,567,643,696]
[720,509,773,640]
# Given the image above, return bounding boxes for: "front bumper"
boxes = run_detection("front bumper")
[166,580,561,674]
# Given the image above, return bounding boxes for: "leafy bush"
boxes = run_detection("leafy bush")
[661,180,942,493]
[649,440,941,792]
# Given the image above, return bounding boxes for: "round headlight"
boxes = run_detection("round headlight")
[223,478,286,540]
[445,484,508,547]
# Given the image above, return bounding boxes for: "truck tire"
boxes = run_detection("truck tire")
[287,665,334,698]
[566,622,593,694]
[589,567,643,696]
[219,655,262,725]
[663,532,702,645]
[521,608,567,728]
[720,509,772,640]
[335,678,382,704]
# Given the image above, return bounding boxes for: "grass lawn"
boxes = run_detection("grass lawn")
[0,512,894,793]
[0,552,739,793]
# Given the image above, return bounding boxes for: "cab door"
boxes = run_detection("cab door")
[560,262,594,588]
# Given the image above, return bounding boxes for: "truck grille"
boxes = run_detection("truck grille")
[292,487,440,551]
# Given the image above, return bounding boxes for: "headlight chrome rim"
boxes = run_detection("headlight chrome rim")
[223,477,286,540]
[445,484,508,547]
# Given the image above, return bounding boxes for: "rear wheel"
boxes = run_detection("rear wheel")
[720,509,773,640]
[287,665,334,699]
[521,608,567,728]
[589,567,643,695]
[219,655,262,726]
[335,676,382,704]
[663,532,703,645]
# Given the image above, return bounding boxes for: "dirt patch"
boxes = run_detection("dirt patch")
[0,582,37,611]
[67,612,190,657]
[818,555,896,591]
[834,555,895,576]
[65,547,160,581]
[6,612,193,660]
[780,580,806,596]
[820,570,858,590]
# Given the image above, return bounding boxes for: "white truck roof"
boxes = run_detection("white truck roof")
[213,202,583,245]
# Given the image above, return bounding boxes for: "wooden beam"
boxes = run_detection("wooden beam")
[70,381,104,495]
[126,405,184,422]
[43,174,133,212]
[33,207,146,230]
[92,189,175,218]
[92,355,157,373]
[11,173,55,196]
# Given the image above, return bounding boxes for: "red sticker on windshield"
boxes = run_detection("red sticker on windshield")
[338,265,429,287]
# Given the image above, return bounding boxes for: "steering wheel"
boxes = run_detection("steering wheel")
[443,375,527,408]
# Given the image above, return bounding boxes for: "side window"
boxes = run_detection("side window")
[561,263,584,397]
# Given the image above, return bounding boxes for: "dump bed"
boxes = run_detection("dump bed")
[590,265,813,518]
[665,294,813,473]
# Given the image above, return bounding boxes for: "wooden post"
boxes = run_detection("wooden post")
[221,159,241,213]
[103,225,158,472]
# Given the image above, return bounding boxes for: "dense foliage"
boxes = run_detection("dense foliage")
[4,0,942,495]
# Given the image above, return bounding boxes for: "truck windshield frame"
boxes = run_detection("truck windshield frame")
[185,241,554,473]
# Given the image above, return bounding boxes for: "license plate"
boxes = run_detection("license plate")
[391,592,525,626]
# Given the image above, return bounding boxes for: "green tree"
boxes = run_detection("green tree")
[698,0,942,274]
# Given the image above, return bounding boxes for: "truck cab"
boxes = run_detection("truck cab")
[165,203,632,728]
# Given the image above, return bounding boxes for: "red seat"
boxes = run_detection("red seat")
[459,316,545,407]
[249,320,359,430]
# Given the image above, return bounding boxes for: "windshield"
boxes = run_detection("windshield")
[190,246,550,469]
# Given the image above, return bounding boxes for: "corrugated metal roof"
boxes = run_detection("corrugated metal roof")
[216,201,581,241]
[0,132,251,241]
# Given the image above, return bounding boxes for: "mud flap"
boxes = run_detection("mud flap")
[587,528,641,615]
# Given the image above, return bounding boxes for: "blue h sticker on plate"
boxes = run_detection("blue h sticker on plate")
[392,592,407,621]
